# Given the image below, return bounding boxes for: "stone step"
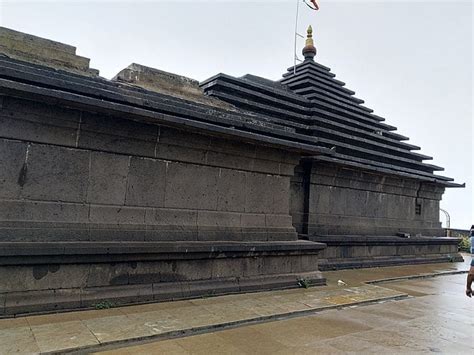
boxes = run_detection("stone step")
[0,26,98,76]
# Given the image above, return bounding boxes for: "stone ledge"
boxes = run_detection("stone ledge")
[309,235,461,245]
[0,241,326,265]
[1,272,326,316]
[307,234,462,271]
[318,255,464,271]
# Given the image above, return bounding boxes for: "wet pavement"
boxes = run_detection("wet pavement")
[96,274,473,355]
[0,258,471,354]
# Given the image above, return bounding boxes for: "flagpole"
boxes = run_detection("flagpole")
[293,0,300,74]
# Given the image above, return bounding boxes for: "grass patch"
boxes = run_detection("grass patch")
[93,300,115,310]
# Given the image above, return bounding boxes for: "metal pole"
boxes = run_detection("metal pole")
[294,0,300,74]
[440,208,450,236]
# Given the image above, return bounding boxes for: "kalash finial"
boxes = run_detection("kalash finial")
[302,25,317,61]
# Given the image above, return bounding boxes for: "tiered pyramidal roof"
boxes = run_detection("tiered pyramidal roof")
[200,26,460,187]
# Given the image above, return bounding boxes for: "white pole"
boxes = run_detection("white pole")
[440,208,451,236]
[293,0,300,74]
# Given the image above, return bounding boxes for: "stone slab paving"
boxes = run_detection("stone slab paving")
[0,260,469,354]
[96,274,474,355]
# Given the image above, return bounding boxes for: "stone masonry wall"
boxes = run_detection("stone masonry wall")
[0,96,299,242]
[291,162,445,237]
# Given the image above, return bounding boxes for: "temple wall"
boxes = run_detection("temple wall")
[291,162,445,237]
[0,96,299,242]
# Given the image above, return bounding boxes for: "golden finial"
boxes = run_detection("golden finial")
[306,26,314,46]
[302,25,317,61]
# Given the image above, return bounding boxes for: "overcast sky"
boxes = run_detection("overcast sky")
[1,0,472,229]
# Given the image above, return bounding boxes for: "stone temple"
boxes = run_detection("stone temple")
[0,26,463,315]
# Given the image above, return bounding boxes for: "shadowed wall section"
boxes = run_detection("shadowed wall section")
[290,162,445,237]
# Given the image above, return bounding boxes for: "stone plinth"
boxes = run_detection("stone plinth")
[309,235,462,270]
[0,241,325,315]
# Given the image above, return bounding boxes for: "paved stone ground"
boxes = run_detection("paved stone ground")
[99,274,473,355]
[0,258,470,354]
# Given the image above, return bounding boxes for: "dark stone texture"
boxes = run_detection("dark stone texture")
[89,206,146,225]
[21,144,89,202]
[125,157,167,207]
[87,151,129,204]
[0,139,27,199]
[309,235,462,270]
[291,162,445,237]
[0,240,325,315]
[0,96,80,147]
[164,163,219,210]
[245,173,290,214]
[0,200,89,223]
[216,169,246,212]
[78,111,159,158]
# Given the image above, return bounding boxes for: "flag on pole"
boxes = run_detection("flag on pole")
[305,0,320,11]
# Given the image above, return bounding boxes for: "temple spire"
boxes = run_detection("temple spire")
[302,25,317,61]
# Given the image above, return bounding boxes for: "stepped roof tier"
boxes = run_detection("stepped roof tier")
[201,27,462,188]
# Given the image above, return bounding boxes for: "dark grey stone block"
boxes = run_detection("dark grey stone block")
[209,136,256,159]
[309,185,330,213]
[197,211,241,228]
[0,200,89,223]
[0,227,90,242]
[245,173,275,213]
[87,151,129,204]
[197,229,244,241]
[0,96,79,147]
[255,146,296,164]
[89,205,146,224]
[4,288,82,315]
[159,127,211,150]
[21,144,89,202]
[144,229,198,242]
[241,213,266,228]
[125,157,166,207]
[85,263,132,287]
[207,151,254,171]
[145,208,197,226]
[89,229,146,242]
[271,176,291,214]
[216,169,246,212]
[154,143,208,165]
[0,139,27,199]
[81,284,154,307]
[280,162,297,176]
[78,112,158,158]
[165,162,219,210]
[265,214,293,228]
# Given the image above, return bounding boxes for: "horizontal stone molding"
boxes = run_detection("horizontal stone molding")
[0,241,325,265]
[1,271,326,317]
[311,235,461,246]
[0,240,326,315]
[308,235,462,270]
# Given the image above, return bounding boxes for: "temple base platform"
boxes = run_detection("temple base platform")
[307,235,463,271]
[0,241,326,316]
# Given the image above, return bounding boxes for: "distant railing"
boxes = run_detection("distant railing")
[444,228,469,238]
